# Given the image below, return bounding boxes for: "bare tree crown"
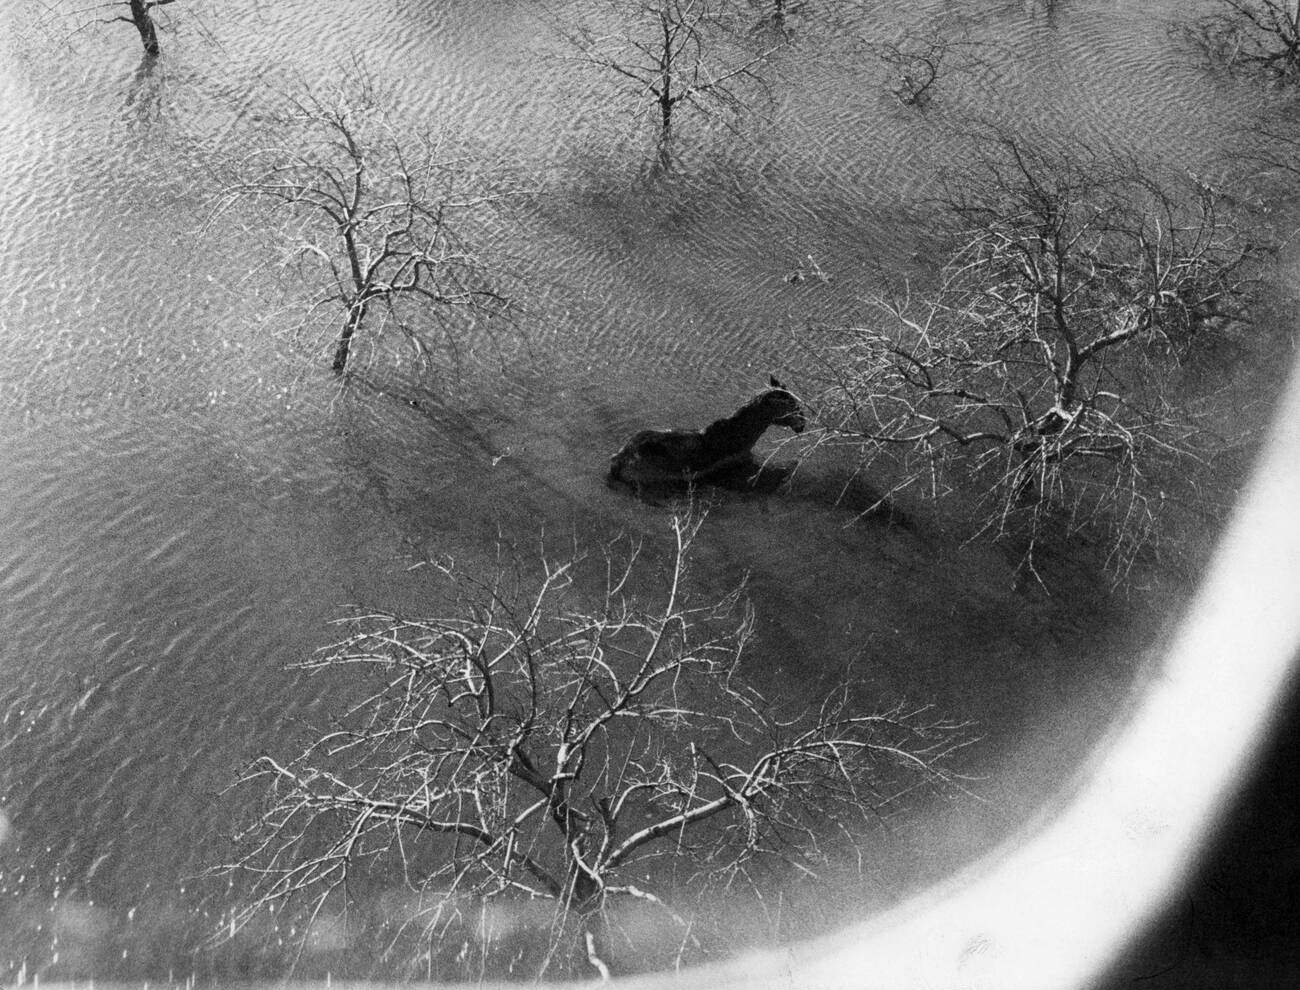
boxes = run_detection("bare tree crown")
[1188,0,1300,83]
[213,71,512,377]
[815,134,1258,578]
[560,0,787,167]
[215,515,967,977]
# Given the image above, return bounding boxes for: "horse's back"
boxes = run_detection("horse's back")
[607,382,806,490]
[608,429,706,486]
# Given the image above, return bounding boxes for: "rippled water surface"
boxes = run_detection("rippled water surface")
[0,0,1281,980]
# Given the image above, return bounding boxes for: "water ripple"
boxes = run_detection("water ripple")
[0,0,1277,979]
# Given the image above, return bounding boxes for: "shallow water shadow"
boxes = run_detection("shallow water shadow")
[606,454,793,501]
[786,464,918,530]
[608,454,916,532]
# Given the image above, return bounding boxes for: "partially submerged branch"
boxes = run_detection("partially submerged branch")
[864,28,993,109]
[1186,0,1300,84]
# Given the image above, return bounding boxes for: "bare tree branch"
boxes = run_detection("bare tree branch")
[209,67,516,378]
[810,131,1262,579]
[863,27,996,110]
[555,0,787,167]
[1185,0,1300,83]
[212,513,970,978]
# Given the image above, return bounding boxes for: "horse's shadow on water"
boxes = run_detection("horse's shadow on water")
[607,455,915,530]
[605,455,795,503]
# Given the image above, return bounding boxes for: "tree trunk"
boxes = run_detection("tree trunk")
[657,90,673,171]
[1289,0,1300,64]
[128,0,160,56]
[332,301,367,374]
[657,11,674,164]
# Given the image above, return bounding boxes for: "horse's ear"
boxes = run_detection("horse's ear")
[770,374,783,389]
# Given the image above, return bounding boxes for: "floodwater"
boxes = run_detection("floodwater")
[0,0,1280,981]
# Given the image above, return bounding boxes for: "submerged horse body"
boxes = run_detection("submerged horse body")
[608,378,807,489]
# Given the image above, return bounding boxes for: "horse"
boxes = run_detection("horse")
[608,376,807,490]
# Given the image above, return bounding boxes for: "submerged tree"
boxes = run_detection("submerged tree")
[215,515,967,979]
[562,0,787,167]
[1187,0,1300,83]
[864,29,992,110]
[814,134,1260,577]
[215,72,511,376]
[39,0,184,56]
[122,0,177,55]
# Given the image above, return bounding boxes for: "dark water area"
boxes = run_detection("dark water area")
[0,0,1286,981]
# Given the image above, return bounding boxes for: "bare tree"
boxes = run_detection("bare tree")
[864,29,994,110]
[213,72,512,376]
[36,0,185,56]
[123,0,177,54]
[1187,0,1300,83]
[562,0,787,167]
[812,134,1260,578]
[756,0,806,31]
[214,515,967,979]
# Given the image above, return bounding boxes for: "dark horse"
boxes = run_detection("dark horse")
[608,377,807,489]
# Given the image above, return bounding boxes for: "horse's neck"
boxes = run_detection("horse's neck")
[700,403,770,454]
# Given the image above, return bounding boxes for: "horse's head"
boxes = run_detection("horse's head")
[756,381,807,434]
